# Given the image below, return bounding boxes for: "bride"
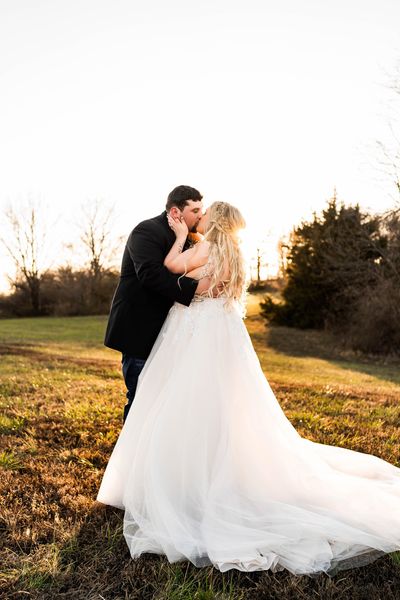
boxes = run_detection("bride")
[97,201,400,575]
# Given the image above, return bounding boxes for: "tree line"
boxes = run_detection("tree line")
[0,200,120,317]
[261,191,400,355]
[1,193,399,357]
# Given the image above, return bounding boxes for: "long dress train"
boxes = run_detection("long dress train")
[97,297,400,575]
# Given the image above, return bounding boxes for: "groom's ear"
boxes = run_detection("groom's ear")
[169,206,181,219]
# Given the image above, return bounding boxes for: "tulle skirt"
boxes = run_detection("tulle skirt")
[97,297,400,574]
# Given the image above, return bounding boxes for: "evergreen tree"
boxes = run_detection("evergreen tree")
[261,194,386,329]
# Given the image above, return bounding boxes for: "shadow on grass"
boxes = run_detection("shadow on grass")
[0,342,119,378]
[255,320,400,388]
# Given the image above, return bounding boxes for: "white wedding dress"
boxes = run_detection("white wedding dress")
[97,296,400,575]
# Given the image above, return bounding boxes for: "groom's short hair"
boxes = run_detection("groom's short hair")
[166,185,203,211]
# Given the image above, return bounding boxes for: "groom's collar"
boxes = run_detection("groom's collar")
[158,210,175,238]
[159,210,170,228]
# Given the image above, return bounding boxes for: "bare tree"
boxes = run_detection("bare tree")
[376,60,400,211]
[255,247,265,285]
[376,137,400,208]
[250,232,273,285]
[79,199,118,280]
[0,201,48,314]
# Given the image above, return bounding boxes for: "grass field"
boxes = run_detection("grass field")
[1,295,400,599]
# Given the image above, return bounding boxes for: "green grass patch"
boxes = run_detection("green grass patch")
[0,315,108,345]
[158,564,244,600]
[0,450,24,470]
[0,414,25,434]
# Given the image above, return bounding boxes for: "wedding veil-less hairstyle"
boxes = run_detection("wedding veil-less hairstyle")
[166,185,203,211]
[203,202,247,308]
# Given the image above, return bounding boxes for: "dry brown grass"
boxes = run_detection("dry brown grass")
[0,313,400,599]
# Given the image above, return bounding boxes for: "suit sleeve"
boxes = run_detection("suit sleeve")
[128,221,198,306]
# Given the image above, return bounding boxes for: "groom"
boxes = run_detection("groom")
[104,185,205,421]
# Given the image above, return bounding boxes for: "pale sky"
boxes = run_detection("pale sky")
[1,0,400,289]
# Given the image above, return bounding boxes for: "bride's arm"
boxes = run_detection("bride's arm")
[164,215,207,274]
[164,243,198,274]
[164,239,208,274]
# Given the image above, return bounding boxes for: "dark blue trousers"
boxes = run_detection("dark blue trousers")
[121,353,146,422]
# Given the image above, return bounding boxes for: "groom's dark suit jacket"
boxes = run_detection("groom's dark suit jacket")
[104,211,198,359]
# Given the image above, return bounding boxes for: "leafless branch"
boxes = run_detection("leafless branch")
[78,199,117,279]
[0,201,48,314]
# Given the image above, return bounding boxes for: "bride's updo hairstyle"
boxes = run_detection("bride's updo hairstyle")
[203,201,247,308]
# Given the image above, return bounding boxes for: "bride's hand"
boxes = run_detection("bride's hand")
[167,214,189,238]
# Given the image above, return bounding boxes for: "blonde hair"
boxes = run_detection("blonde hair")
[203,201,248,309]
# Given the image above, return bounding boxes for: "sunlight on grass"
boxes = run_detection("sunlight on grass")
[160,564,245,600]
[0,315,108,345]
[0,414,25,434]
[246,318,400,393]
[17,543,61,591]
[245,293,263,317]
[0,314,116,361]
[261,350,400,392]
[0,450,24,470]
